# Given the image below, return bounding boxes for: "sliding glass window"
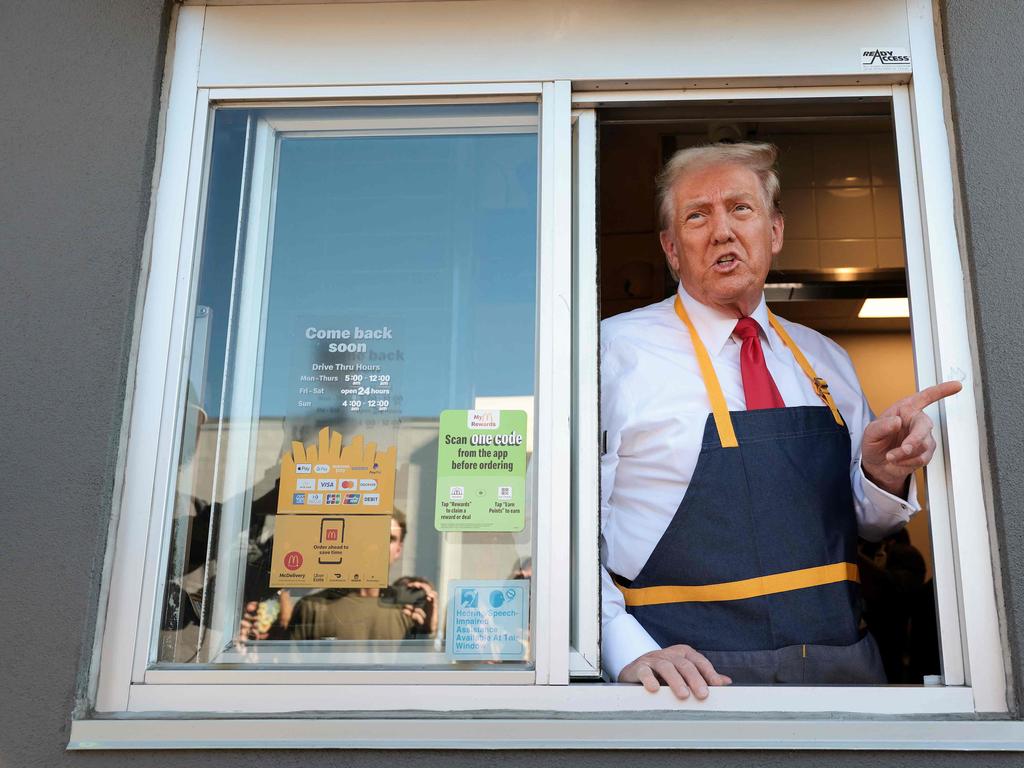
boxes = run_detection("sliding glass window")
[156,103,540,669]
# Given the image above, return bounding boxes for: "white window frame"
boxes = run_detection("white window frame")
[74,0,1021,750]
[148,105,548,674]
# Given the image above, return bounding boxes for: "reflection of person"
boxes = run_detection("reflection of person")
[282,512,437,641]
[601,143,960,697]
[858,529,934,683]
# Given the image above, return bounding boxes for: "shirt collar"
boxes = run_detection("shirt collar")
[676,283,775,357]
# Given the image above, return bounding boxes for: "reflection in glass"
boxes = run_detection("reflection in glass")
[157,104,538,668]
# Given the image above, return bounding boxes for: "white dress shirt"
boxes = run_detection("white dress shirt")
[600,283,919,681]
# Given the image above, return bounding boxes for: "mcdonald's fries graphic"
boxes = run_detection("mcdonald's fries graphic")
[277,427,396,515]
[271,428,396,588]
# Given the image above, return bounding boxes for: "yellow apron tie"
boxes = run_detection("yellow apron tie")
[673,295,845,449]
[615,562,860,607]
[767,311,845,427]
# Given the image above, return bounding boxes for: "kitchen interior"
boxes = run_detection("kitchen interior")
[598,98,939,683]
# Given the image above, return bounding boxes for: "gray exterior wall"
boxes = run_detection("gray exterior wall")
[939,0,1024,712]
[0,1,1020,765]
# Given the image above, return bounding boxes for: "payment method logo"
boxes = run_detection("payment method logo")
[292,493,305,505]
[318,478,337,491]
[326,493,342,505]
[362,493,380,506]
[343,493,361,505]
[308,493,324,505]
[314,463,330,474]
[339,479,357,490]
[296,479,315,491]
[358,479,377,491]
[295,463,312,474]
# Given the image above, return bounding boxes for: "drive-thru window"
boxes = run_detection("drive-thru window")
[73,0,1009,749]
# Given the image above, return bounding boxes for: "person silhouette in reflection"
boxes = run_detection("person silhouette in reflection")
[239,511,438,643]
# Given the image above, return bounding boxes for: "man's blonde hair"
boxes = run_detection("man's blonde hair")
[655,142,782,230]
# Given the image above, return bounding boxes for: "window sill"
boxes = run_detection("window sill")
[69,712,1024,751]
[104,681,977,716]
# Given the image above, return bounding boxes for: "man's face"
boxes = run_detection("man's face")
[659,162,784,317]
[388,519,404,564]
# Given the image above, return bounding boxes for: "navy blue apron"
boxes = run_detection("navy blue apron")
[613,296,886,685]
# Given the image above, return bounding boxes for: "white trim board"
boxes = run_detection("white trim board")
[70,717,1024,751]
[121,683,973,716]
[196,0,911,87]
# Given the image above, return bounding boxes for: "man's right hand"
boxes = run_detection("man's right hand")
[618,644,732,700]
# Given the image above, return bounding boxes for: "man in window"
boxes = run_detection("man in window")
[600,143,959,697]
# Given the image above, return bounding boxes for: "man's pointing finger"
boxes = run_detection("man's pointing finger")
[905,380,962,412]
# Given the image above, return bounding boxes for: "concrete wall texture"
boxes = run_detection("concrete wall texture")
[0,1,1021,765]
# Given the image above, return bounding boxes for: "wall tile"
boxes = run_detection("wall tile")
[816,187,875,239]
[781,187,816,239]
[776,135,816,188]
[775,238,819,270]
[876,238,906,267]
[820,238,877,269]
[814,135,871,187]
[869,132,900,187]
[873,186,904,239]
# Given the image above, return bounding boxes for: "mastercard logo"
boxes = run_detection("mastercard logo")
[339,479,357,490]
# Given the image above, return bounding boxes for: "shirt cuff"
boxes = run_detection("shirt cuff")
[601,612,663,681]
[855,459,920,536]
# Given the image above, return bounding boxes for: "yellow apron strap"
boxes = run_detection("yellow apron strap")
[673,296,846,448]
[767,312,845,427]
[674,296,739,448]
[615,561,860,606]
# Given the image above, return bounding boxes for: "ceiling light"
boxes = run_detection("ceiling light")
[858,297,910,318]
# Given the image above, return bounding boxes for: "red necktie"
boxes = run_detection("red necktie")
[733,317,785,410]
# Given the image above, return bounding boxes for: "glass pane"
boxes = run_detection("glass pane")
[157,103,538,669]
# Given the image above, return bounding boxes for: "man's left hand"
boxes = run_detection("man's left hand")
[861,380,962,497]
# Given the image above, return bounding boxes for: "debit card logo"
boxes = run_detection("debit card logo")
[362,493,380,505]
